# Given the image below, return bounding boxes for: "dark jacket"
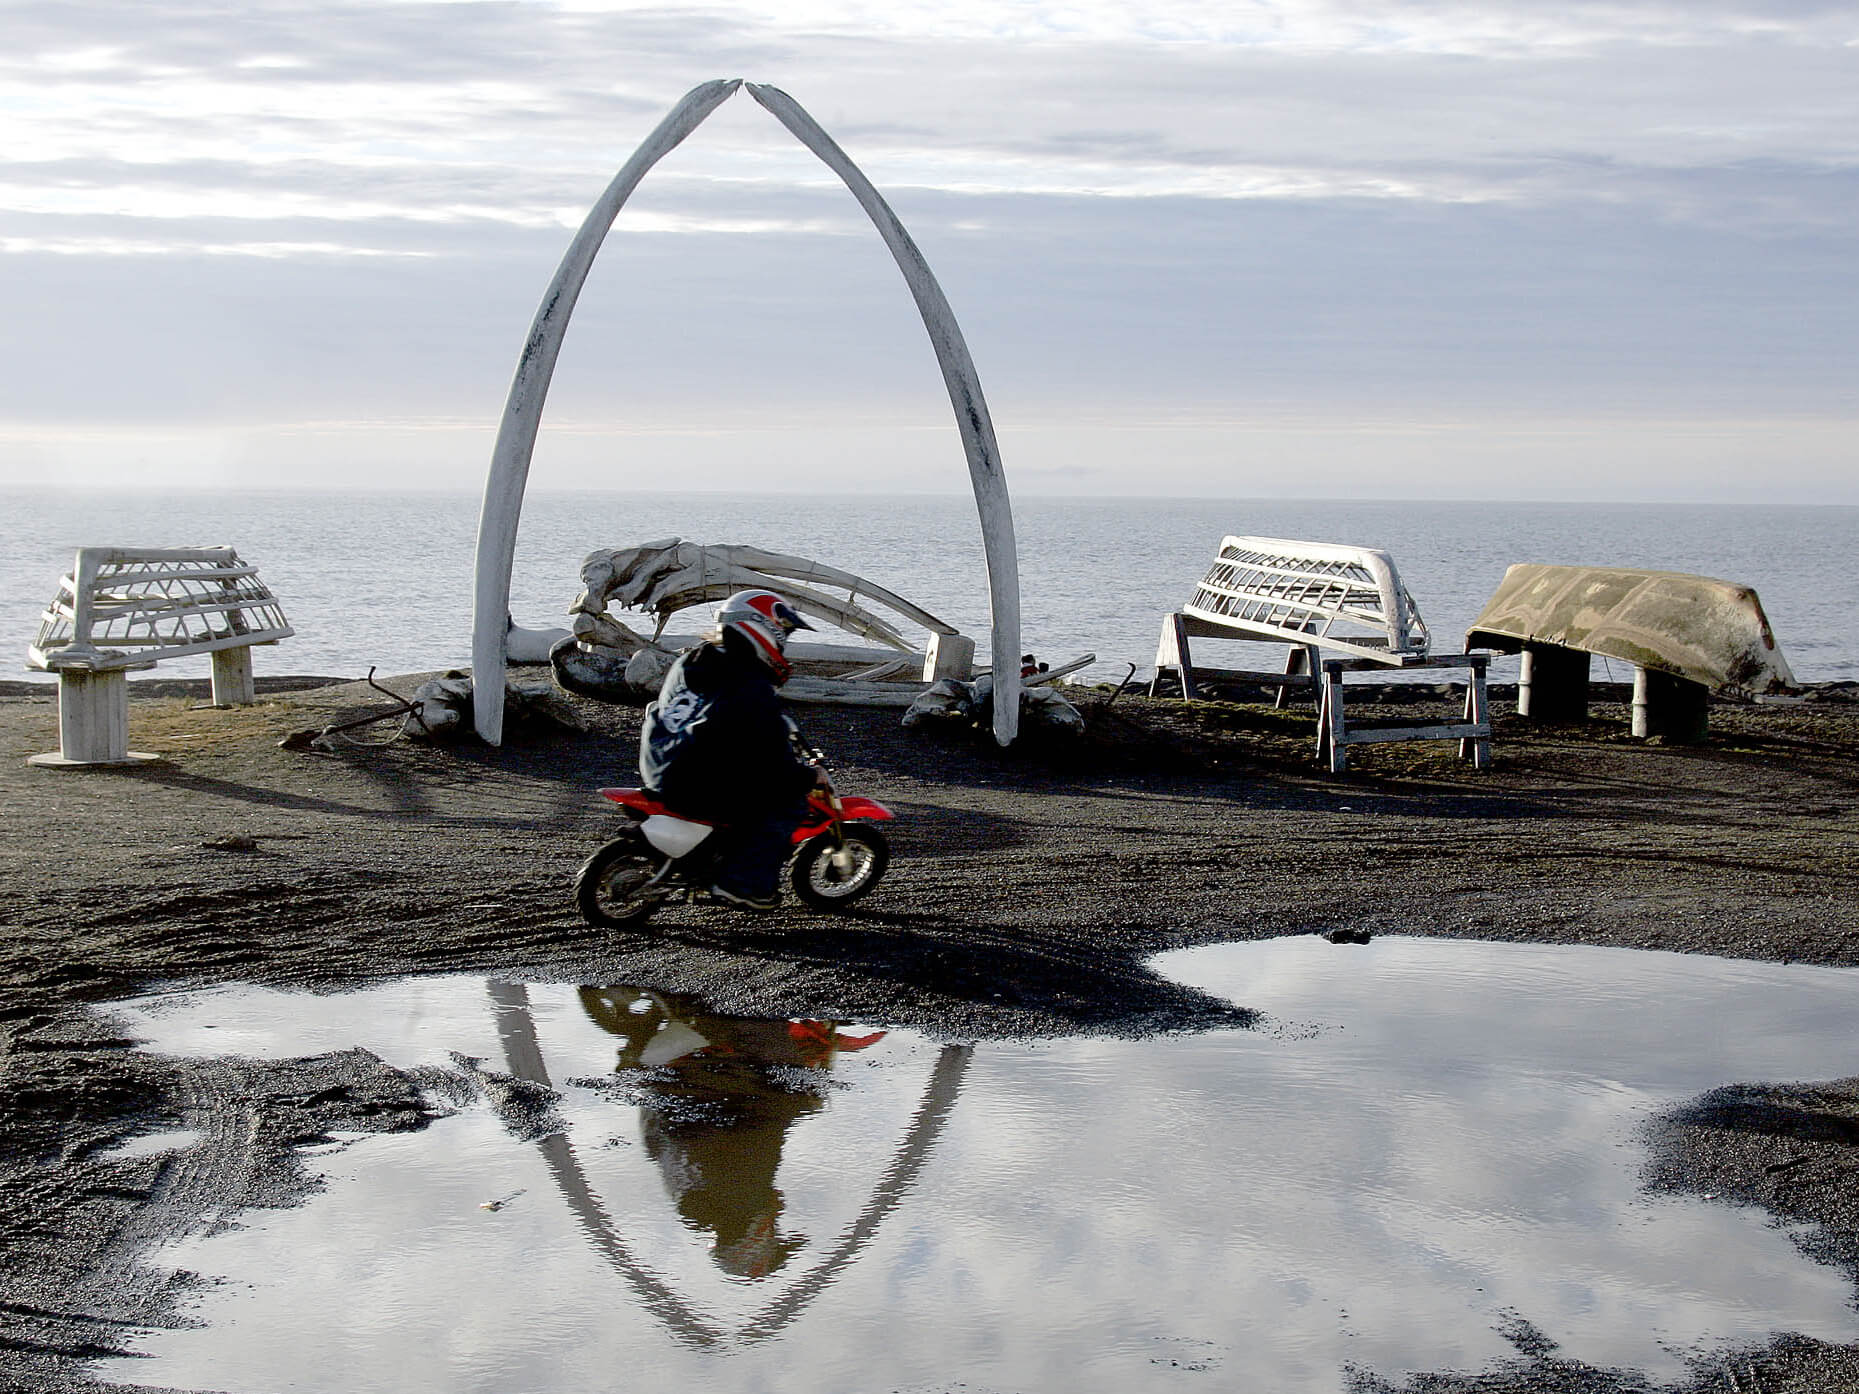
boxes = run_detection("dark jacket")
[638,631,815,820]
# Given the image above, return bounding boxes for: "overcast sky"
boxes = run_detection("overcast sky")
[2,0,1854,500]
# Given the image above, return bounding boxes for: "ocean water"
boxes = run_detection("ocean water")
[5,488,1854,687]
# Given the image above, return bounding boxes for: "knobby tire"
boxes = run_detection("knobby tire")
[574,835,664,927]
[789,824,890,909]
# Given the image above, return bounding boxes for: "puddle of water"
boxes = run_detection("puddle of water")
[94,938,1859,1394]
[93,1129,205,1162]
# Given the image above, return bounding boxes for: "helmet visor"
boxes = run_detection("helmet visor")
[767,599,813,637]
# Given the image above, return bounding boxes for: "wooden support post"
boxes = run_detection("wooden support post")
[1275,644,1318,711]
[29,670,157,768]
[1150,613,1198,700]
[1318,661,1348,773]
[1517,643,1591,721]
[210,646,257,706]
[61,670,127,764]
[922,632,976,683]
[1632,667,1710,742]
[1460,654,1491,769]
[1316,654,1491,774]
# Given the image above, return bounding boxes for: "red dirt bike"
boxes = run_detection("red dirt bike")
[574,779,895,926]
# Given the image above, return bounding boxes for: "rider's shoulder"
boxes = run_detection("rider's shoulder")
[676,641,728,685]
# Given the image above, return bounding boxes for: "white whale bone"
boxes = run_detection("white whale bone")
[579,542,955,660]
[744,82,1020,743]
[574,562,614,612]
[583,542,928,650]
[616,538,681,583]
[634,542,727,603]
[472,79,1021,745]
[840,658,916,681]
[505,622,572,664]
[580,541,683,611]
[577,539,683,607]
[571,611,665,654]
[700,545,957,635]
[471,79,740,744]
[639,571,914,651]
[614,542,693,609]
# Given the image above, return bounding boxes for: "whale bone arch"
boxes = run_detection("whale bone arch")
[471,79,1023,744]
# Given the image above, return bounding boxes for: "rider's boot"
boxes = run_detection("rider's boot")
[708,883,780,913]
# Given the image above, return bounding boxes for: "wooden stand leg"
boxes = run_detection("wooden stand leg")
[210,646,257,705]
[30,670,158,768]
[1314,653,1493,775]
[1518,643,1591,722]
[1632,667,1709,742]
[1460,655,1491,768]
[1149,613,1198,700]
[1276,645,1315,711]
[1318,663,1348,773]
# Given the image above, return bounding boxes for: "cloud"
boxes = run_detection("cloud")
[9,3,1855,217]
[0,0,1853,498]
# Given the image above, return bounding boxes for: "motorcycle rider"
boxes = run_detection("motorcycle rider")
[638,589,826,911]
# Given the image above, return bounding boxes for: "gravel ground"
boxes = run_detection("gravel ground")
[1,673,1856,1393]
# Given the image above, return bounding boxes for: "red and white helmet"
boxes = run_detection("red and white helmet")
[716,589,813,682]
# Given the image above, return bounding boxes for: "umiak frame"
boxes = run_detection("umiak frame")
[471,80,1024,745]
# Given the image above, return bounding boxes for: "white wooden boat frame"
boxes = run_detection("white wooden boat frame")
[471,80,1023,746]
[1185,535,1429,660]
[1153,535,1490,772]
[1152,535,1434,702]
[26,546,292,766]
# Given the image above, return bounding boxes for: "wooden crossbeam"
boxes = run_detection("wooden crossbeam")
[1316,654,1492,774]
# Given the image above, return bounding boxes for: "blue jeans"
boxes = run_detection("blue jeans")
[709,800,807,899]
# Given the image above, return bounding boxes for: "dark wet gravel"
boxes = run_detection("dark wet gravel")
[2,675,1857,1393]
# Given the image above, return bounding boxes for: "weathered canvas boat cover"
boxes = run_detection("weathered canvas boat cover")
[1466,564,1795,693]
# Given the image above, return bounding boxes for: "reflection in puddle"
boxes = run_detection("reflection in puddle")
[95,938,1859,1394]
[571,989,888,1278]
[492,982,969,1348]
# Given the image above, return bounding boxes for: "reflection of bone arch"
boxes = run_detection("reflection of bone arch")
[489,981,972,1347]
[472,80,1023,744]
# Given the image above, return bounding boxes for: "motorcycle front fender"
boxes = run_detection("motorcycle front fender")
[831,796,894,822]
[790,796,893,844]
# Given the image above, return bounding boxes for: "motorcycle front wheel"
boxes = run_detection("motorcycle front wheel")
[789,824,890,910]
[574,835,665,927]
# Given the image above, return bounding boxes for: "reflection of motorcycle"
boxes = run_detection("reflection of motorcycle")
[578,987,888,1278]
[490,976,972,1327]
[580,988,888,1071]
[574,780,894,926]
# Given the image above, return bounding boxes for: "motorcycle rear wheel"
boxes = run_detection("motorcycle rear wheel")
[789,824,890,910]
[575,835,665,927]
